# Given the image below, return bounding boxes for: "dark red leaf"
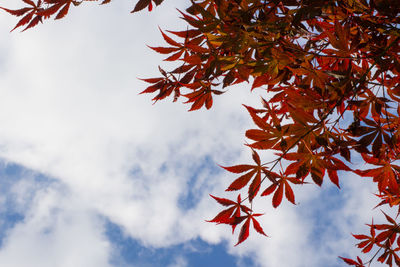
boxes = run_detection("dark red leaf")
[37,3,63,19]
[55,3,71,20]
[159,27,181,47]
[339,257,362,266]
[226,170,256,191]
[272,184,284,208]
[252,150,261,166]
[131,0,151,13]
[248,171,261,201]
[205,93,213,109]
[22,0,35,6]
[11,12,34,32]
[148,46,180,54]
[327,169,340,188]
[164,50,184,61]
[244,105,269,130]
[0,7,32,17]
[209,194,235,206]
[261,183,277,196]
[207,207,235,224]
[251,216,267,236]
[220,164,254,173]
[284,182,295,204]
[139,77,164,83]
[235,217,250,246]
[352,234,369,240]
[22,15,42,32]
[166,29,201,38]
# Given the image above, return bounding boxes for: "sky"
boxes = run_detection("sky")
[0,1,393,266]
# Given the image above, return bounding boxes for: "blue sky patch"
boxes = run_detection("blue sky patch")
[105,220,255,267]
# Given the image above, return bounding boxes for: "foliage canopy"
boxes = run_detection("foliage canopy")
[2,0,400,265]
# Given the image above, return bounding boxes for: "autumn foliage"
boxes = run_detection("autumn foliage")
[2,0,400,265]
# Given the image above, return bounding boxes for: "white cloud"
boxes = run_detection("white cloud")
[167,256,188,267]
[0,182,112,267]
[0,1,387,266]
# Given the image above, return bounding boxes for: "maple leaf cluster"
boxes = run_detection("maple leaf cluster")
[2,0,400,265]
[0,0,163,32]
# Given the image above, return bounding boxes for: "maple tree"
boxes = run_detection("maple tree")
[2,0,400,265]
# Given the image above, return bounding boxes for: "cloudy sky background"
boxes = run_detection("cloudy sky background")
[0,1,392,266]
